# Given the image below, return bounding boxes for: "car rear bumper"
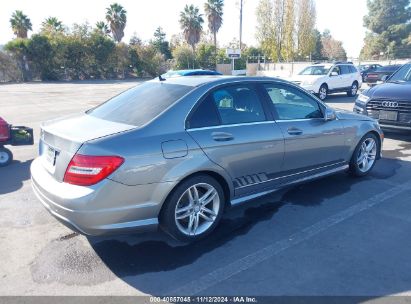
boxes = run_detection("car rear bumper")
[30,157,173,236]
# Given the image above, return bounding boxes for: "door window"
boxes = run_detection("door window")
[340,65,351,74]
[331,66,341,75]
[263,84,323,120]
[212,85,267,125]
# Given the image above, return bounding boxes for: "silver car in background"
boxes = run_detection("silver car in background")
[31,76,383,242]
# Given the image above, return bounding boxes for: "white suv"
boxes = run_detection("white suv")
[289,62,362,100]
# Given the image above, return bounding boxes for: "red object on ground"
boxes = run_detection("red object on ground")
[0,117,10,143]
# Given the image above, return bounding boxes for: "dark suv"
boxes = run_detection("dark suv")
[354,62,411,131]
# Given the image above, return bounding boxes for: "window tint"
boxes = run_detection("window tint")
[88,82,193,126]
[264,84,323,120]
[212,85,266,125]
[340,65,351,74]
[188,95,220,129]
[349,66,358,73]
[331,66,340,75]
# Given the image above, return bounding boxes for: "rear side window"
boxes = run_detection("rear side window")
[213,85,266,125]
[340,65,351,74]
[349,66,358,73]
[187,96,220,129]
[88,82,193,126]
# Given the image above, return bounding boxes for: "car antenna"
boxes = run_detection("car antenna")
[159,75,166,81]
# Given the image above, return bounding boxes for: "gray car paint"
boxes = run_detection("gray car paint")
[31,76,383,236]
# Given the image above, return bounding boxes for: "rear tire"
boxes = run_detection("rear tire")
[349,133,379,177]
[347,82,359,97]
[160,174,225,243]
[318,84,328,101]
[0,147,12,167]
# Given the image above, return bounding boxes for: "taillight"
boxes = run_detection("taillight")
[63,154,124,186]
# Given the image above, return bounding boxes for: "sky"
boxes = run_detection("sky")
[0,0,368,57]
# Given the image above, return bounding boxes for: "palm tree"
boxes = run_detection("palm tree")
[179,4,204,52]
[10,10,32,38]
[204,0,224,51]
[105,3,127,43]
[41,17,64,34]
[95,21,110,36]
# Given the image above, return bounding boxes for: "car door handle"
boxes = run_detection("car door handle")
[287,128,303,135]
[212,132,234,142]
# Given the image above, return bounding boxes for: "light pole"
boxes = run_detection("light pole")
[239,0,243,50]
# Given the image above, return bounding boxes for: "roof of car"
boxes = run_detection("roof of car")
[150,75,285,87]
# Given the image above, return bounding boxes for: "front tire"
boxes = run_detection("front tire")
[0,147,12,167]
[347,82,358,97]
[349,133,379,177]
[318,84,328,101]
[160,175,225,242]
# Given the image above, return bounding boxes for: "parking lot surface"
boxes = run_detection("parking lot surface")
[0,81,411,297]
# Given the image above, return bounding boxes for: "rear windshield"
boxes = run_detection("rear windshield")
[87,82,193,126]
[376,66,400,72]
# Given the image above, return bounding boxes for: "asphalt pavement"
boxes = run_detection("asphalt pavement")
[0,81,411,299]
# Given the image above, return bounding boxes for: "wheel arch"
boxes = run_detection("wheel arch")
[159,169,233,217]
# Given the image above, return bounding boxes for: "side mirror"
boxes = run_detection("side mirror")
[325,108,336,121]
[330,71,339,77]
[381,75,389,82]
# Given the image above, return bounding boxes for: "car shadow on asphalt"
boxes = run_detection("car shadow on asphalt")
[0,159,32,195]
[86,156,405,295]
[323,93,356,104]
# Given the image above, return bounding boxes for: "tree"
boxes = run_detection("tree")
[26,35,57,80]
[172,44,196,69]
[311,29,324,60]
[41,17,64,35]
[151,27,172,59]
[296,0,316,60]
[321,30,347,61]
[281,0,296,61]
[105,3,127,43]
[4,38,30,81]
[179,4,204,52]
[362,0,411,59]
[10,10,32,39]
[196,43,216,69]
[95,21,110,37]
[255,0,276,59]
[204,0,224,51]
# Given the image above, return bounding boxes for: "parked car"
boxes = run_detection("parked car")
[354,62,411,131]
[289,62,362,100]
[364,65,401,85]
[358,64,382,82]
[161,69,222,78]
[31,76,383,242]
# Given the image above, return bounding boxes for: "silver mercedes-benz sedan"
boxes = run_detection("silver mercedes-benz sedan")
[31,76,383,242]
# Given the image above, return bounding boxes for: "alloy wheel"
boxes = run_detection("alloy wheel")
[319,86,327,100]
[174,183,220,236]
[357,138,377,173]
[351,84,358,95]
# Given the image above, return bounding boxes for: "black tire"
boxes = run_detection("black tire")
[347,81,359,97]
[349,133,379,177]
[0,147,13,167]
[318,84,328,101]
[160,174,225,243]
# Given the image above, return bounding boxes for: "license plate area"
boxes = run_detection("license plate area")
[40,141,58,173]
[379,110,398,121]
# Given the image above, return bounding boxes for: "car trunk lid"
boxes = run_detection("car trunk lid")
[40,113,135,182]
